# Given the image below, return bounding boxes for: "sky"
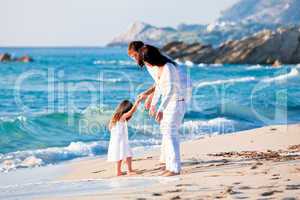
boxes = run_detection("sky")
[0,0,238,46]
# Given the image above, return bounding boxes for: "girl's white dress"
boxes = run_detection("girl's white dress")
[107,121,133,162]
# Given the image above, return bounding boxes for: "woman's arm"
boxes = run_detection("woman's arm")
[121,98,142,121]
[144,84,156,95]
[138,84,155,101]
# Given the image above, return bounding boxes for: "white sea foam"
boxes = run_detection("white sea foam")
[183,118,234,129]
[195,77,256,88]
[262,68,299,83]
[209,63,223,67]
[175,59,183,65]
[93,60,135,66]
[246,65,262,70]
[20,156,43,168]
[198,63,207,67]
[184,60,194,67]
[0,141,108,172]
[0,115,28,124]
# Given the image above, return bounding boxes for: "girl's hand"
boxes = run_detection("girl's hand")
[149,105,156,117]
[155,111,163,123]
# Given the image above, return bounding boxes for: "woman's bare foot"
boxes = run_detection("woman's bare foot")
[158,163,166,171]
[117,171,123,176]
[127,170,138,176]
[163,171,180,177]
[161,170,169,176]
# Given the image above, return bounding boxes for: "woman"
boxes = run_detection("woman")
[128,41,188,176]
[128,41,166,165]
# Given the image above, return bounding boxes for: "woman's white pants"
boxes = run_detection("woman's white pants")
[159,100,186,173]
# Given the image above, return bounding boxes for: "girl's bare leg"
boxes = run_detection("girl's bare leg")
[117,160,122,176]
[126,157,135,175]
[126,157,133,172]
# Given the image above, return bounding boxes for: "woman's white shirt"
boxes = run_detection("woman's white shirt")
[146,66,161,106]
[147,63,192,111]
[153,63,184,112]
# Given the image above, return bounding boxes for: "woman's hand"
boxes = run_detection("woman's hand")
[137,95,144,103]
[144,94,154,110]
[144,97,151,110]
[138,92,148,101]
[149,105,156,117]
[155,111,163,123]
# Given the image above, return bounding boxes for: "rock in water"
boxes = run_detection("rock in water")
[17,56,33,63]
[0,53,33,63]
[0,53,12,62]
[162,27,300,65]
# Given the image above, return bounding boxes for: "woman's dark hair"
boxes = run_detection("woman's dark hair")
[128,41,144,52]
[138,45,176,67]
[128,41,176,67]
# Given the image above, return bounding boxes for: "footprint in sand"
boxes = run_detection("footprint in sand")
[258,185,275,189]
[261,190,283,196]
[166,189,182,193]
[152,193,162,196]
[207,174,221,177]
[92,169,105,173]
[286,184,300,190]
[238,186,252,190]
[170,195,181,200]
[282,197,297,200]
[271,177,280,180]
[234,196,249,199]
[176,184,193,187]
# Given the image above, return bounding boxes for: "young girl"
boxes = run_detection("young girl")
[107,98,142,176]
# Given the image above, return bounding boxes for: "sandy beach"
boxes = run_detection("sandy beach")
[31,124,299,200]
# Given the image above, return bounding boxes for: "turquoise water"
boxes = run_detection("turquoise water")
[0,47,300,170]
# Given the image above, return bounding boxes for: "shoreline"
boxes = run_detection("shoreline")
[1,123,300,200]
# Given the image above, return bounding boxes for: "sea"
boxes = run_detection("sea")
[0,47,300,171]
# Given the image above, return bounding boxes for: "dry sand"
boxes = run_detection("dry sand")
[44,124,300,200]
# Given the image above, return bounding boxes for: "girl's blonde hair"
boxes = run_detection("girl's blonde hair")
[110,100,133,128]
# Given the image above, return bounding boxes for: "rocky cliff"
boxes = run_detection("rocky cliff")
[219,0,300,25]
[162,27,300,65]
[107,0,299,47]
[107,22,178,47]
[107,21,282,47]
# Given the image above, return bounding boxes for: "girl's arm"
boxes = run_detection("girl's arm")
[121,98,142,121]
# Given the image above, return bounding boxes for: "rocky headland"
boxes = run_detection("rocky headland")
[162,27,300,65]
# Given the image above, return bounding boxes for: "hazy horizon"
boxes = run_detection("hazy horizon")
[1,0,238,47]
